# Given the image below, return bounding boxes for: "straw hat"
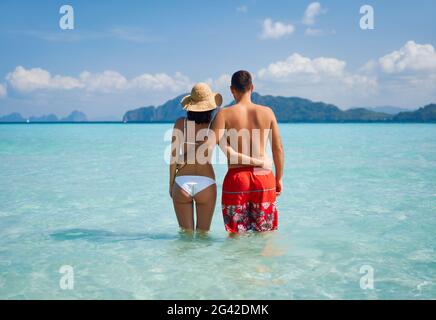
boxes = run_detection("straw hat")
[181,83,223,112]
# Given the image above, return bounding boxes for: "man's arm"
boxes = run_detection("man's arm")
[269,110,284,195]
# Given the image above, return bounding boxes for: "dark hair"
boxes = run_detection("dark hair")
[231,70,252,93]
[187,110,213,124]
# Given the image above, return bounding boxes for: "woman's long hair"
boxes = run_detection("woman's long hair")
[187,110,214,124]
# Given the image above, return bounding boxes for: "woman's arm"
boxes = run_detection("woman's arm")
[169,119,183,197]
[169,164,176,198]
[222,145,267,167]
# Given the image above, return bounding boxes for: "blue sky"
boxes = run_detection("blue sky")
[0,0,435,119]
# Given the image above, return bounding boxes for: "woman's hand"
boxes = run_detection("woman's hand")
[261,156,273,171]
[169,183,173,198]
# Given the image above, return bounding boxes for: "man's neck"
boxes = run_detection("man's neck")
[235,92,252,105]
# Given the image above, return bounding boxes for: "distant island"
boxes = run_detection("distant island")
[362,106,411,115]
[0,110,87,123]
[122,92,436,123]
[1,93,435,123]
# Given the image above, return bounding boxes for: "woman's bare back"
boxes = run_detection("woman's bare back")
[174,117,215,179]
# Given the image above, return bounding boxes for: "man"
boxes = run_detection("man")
[212,70,284,233]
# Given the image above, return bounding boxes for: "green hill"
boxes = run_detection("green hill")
[122,92,394,123]
[393,104,436,122]
[122,94,187,122]
[250,93,390,122]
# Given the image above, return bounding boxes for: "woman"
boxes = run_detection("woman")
[169,83,263,232]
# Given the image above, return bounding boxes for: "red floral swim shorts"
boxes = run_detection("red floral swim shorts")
[222,167,278,233]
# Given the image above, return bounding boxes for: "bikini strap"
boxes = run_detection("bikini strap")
[176,117,188,176]
[206,119,212,137]
[184,117,187,144]
[183,117,198,145]
[206,107,220,137]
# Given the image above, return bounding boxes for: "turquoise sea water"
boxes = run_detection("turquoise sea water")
[0,123,435,299]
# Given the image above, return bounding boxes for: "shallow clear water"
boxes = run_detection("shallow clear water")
[0,123,435,299]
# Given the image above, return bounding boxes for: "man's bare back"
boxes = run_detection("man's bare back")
[210,70,284,197]
[213,101,282,169]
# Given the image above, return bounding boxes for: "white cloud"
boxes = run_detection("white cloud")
[359,59,377,74]
[305,28,324,36]
[213,74,232,89]
[3,40,434,114]
[260,18,294,40]
[305,28,335,37]
[204,74,233,103]
[358,41,436,107]
[236,5,248,13]
[130,72,191,92]
[6,66,82,92]
[79,70,128,92]
[15,28,158,44]
[378,41,436,74]
[0,84,6,98]
[258,53,346,80]
[342,74,377,88]
[303,2,326,25]
[256,52,378,106]
[6,66,191,94]
[359,41,436,92]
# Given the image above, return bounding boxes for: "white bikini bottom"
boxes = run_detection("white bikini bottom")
[175,175,216,197]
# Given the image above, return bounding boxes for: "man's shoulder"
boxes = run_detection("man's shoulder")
[253,103,274,116]
[217,105,236,117]
[252,102,271,110]
[220,104,236,111]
